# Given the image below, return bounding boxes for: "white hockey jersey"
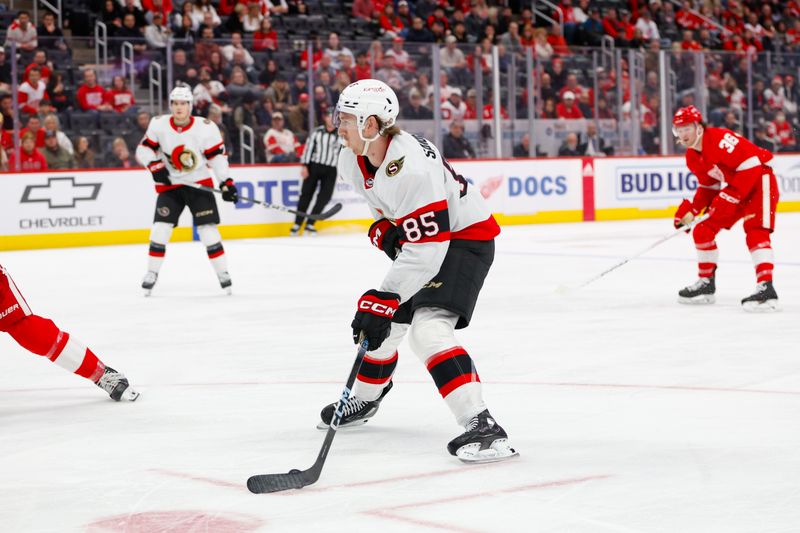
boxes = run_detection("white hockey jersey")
[338,130,500,302]
[135,114,229,193]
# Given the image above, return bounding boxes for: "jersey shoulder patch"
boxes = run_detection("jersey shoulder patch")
[386,156,405,177]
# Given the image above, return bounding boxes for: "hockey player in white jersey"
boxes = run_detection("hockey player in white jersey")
[135,86,239,296]
[318,79,517,463]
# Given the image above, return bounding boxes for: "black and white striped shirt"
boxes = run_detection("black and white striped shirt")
[300,126,340,168]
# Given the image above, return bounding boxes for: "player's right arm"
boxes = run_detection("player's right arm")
[135,116,170,184]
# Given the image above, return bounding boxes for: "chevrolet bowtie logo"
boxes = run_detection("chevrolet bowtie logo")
[21,177,102,209]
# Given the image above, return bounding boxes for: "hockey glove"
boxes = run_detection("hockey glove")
[147,160,171,185]
[351,289,400,351]
[708,189,741,230]
[368,218,401,260]
[674,199,698,230]
[219,178,239,203]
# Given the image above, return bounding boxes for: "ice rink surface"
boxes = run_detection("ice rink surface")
[2,215,799,533]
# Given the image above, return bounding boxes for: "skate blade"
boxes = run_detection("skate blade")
[455,439,519,464]
[742,299,780,313]
[122,389,140,401]
[315,419,370,430]
[143,289,153,297]
[678,294,715,305]
[223,287,232,295]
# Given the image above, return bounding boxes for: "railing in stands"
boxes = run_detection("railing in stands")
[532,0,564,37]
[94,21,108,68]
[148,61,163,115]
[121,42,135,94]
[34,0,63,28]
[239,125,255,165]
[600,35,615,73]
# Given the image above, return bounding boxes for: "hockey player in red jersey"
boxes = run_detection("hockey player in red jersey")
[135,86,239,296]
[1,265,139,401]
[317,79,517,463]
[672,105,779,311]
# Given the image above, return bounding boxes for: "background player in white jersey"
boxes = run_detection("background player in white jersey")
[135,86,239,296]
[318,79,517,463]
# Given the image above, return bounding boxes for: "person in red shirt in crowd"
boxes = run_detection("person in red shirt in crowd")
[676,0,703,30]
[680,30,702,50]
[18,67,49,115]
[300,32,324,70]
[556,91,583,119]
[253,17,278,51]
[787,19,800,49]
[379,3,404,38]
[463,88,510,120]
[142,0,172,18]
[547,24,570,55]
[8,132,47,172]
[20,115,46,148]
[105,75,136,113]
[352,0,376,21]
[353,50,373,81]
[77,69,112,112]
[672,105,779,311]
[766,111,796,150]
[559,73,586,101]
[427,6,449,32]
[24,50,51,83]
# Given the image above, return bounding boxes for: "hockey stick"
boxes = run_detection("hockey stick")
[172,179,343,221]
[247,336,370,494]
[557,213,710,293]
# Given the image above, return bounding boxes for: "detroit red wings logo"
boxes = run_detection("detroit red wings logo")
[169,144,198,172]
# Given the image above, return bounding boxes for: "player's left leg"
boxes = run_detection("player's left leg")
[740,172,779,311]
[186,188,232,293]
[679,219,723,304]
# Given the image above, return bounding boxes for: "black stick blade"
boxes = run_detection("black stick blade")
[247,469,311,494]
[312,202,343,221]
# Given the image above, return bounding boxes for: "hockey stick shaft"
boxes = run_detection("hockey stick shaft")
[172,179,343,221]
[575,213,710,289]
[247,337,370,494]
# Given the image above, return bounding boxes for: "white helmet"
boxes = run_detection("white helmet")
[169,85,194,106]
[335,79,399,149]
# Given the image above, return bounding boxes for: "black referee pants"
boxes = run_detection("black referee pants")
[295,163,337,226]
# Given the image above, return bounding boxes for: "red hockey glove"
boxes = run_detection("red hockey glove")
[219,178,239,203]
[368,218,401,260]
[708,189,741,230]
[674,199,699,229]
[147,160,171,185]
[351,290,400,351]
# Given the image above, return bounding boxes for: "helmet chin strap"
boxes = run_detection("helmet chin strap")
[357,125,381,157]
[688,124,704,150]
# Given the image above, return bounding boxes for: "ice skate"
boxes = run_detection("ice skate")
[678,275,715,304]
[447,410,518,464]
[304,224,318,236]
[141,271,158,297]
[95,366,139,401]
[218,271,232,295]
[317,381,393,429]
[742,281,779,313]
[290,224,300,236]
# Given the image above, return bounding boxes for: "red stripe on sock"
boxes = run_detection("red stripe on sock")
[74,348,104,380]
[698,262,716,277]
[207,250,225,259]
[357,373,393,385]
[149,251,165,258]
[756,263,774,283]
[439,373,481,398]
[364,351,398,366]
[425,346,466,370]
[47,331,69,362]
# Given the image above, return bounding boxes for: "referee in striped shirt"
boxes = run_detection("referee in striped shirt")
[291,107,340,235]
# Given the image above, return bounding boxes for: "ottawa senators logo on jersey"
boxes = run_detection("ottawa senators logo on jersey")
[386,156,405,177]
[169,145,198,172]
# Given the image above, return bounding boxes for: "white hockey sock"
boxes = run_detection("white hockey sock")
[197,224,228,276]
[147,222,174,273]
[409,308,487,427]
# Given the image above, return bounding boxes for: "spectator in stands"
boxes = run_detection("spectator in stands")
[379,3,405,39]
[264,0,289,16]
[193,67,229,115]
[556,91,583,119]
[263,112,299,163]
[24,50,52,84]
[538,71,556,103]
[547,21,570,55]
[265,74,292,114]
[557,132,581,156]
[195,26,221,68]
[512,133,536,158]
[227,66,259,106]
[171,48,192,85]
[100,0,122,38]
[353,50,372,81]
[722,111,742,134]
[172,13,196,50]
[192,0,221,30]
[287,93,310,141]
[429,20,447,44]
[121,0,147,29]
[287,0,310,16]
[440,35,469,85]
[19,67,48,115]
[116,13,149,56]
[533,27,553,60]
[42,130,74,169]
[753,126,777,152]
[634,8,660,41]
[42,113,73,155]
[243,2,263,32]
[105,75,136,114]
[77,69,112,112]
[0,50,11,92]
[198,11,223,38]
[290,74,308,103]
[324,32,355,71]
[376,56,405,93]
[559,73,585,101]
[547,57,567,90]
[406,16,434,44]
[581,6,604,46]
[442,120,476,159]
[253,18,278,52]
[206,51,227,83]
[0,94,14,132]
[300,31,324,70]
[145,12,171,51]
[108,136,135,168]
[227,48,257,83]
[73,136,96,169]
[312,85,331,118]
[440,87,467,121]
[352,0,376,22]
[38,11,68,52]
[233,90,259,133]
[540,97,557,119]
[5,11,39,53]
[680,29,702,51]
[580,122,610,156]
[10,132,47,171]
[404,87,433,119]
[0,111,11,162]
[768,111,796,151]
[143,0,172,23]
[499,21,522,51]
